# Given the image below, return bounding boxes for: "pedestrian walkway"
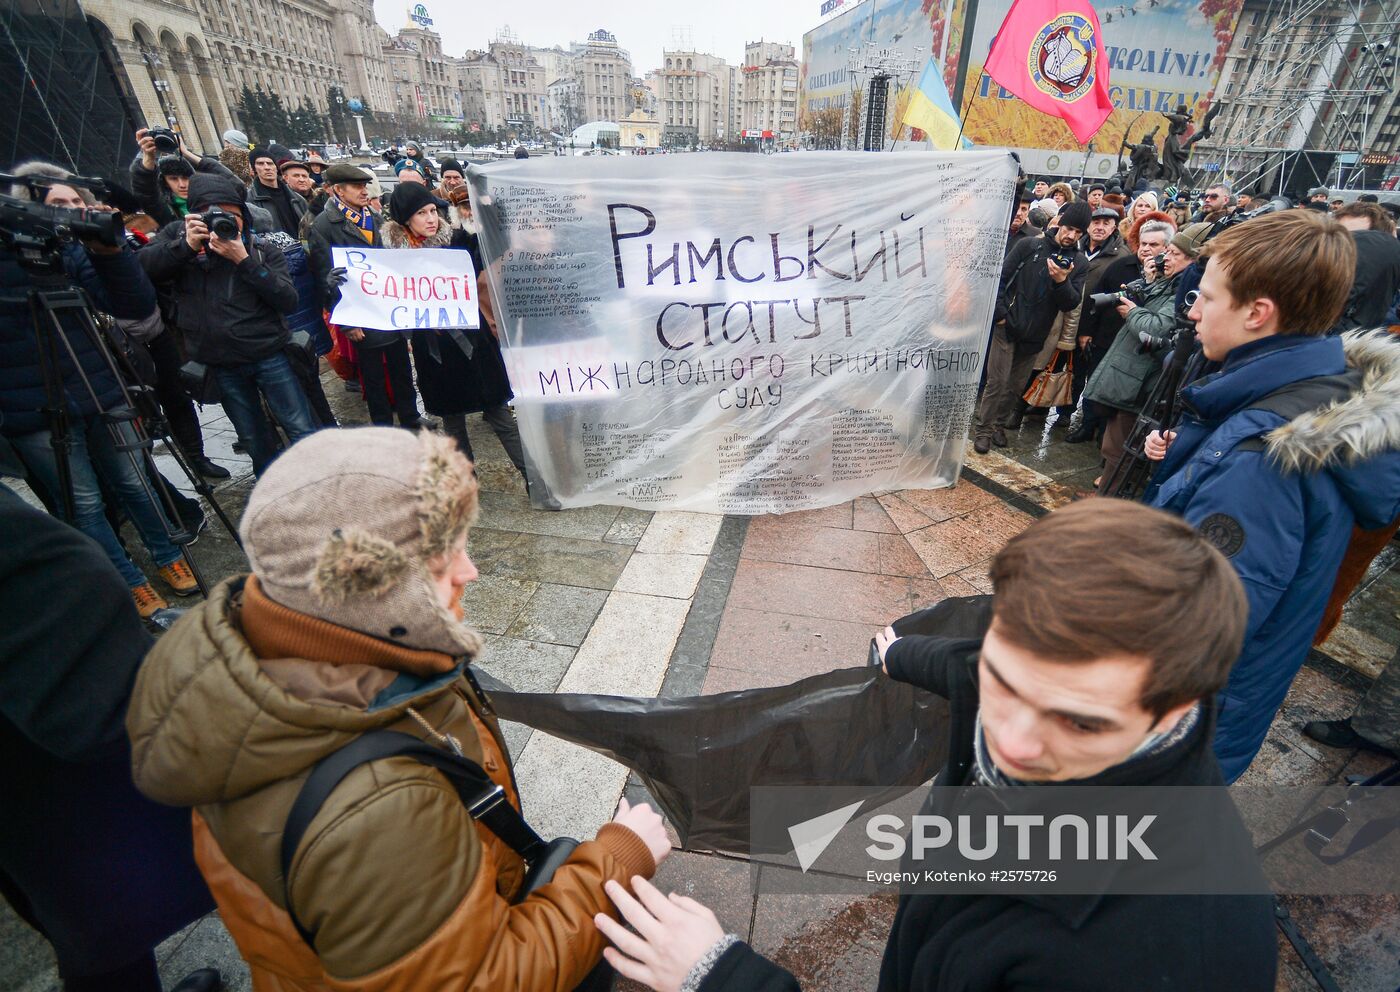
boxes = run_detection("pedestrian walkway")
[3,397,1395,992]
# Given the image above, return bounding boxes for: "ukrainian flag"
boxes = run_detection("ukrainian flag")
[900,59,970,150]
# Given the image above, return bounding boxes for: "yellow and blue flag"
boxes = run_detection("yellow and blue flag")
[900,59,971,150]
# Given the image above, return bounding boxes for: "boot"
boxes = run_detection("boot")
[190,455,231,479]
[1302,717,1398,757]
[973,434,991,454]
[1006,402,1027,430]
[991,426,1008,448]
[158,559,200,597]
[1065,423,1098,444]
[131,583,169,619]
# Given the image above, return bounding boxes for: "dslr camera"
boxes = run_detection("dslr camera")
[148,126,181,154]
[200,207,240,241]
[1088,252,1166,311]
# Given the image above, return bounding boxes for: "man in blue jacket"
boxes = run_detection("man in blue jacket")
[1143,210,1400,782]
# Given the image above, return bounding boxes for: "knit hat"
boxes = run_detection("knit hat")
[249,146,276,167]
[268,143,293,163]
[222,128,250,150]
[1171,222,1212,258]
[437,157,464,177]
[239,428,482,657]
[388,181,445,226]
[1057,200,1092,232]
[365,175,385,200]
[324,163,373,185]
[157,154,194,179]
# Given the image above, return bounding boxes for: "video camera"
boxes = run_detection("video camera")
[0,173,124,273]
[1208,197,1292,236]
[148,126,181,154]
[1088,252,1166,311]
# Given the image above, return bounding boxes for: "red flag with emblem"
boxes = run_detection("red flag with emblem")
[983,0,1113,144]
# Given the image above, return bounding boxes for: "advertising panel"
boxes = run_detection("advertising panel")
[801,0,1244,173]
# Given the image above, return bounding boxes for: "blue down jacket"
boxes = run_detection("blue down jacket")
[1146,331,1400,782]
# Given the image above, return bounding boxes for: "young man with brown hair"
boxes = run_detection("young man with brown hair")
[588,500,1278,992]
[1143,210,1400,782]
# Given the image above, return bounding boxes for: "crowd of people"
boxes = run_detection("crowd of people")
[1,132,1399,992]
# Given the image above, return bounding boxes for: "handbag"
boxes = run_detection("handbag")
[178,360,222,405]
[280,729,577,949]
[1023,349,1074,408]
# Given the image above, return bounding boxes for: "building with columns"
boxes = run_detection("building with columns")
[82,0,233,154]
[383,24,457,122]
[655,50,735,147]
[188,0,345,133]
[327,0,392,118]
[572,29,634,124]
[740,40,798,145]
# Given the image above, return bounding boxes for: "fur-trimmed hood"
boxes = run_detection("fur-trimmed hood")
[379,217,453,249]
[1266,329,1400,473]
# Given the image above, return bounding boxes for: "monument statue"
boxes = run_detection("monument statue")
[1124,127,1161,190]
[1159,102,1226,185]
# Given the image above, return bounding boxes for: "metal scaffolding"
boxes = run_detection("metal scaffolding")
[1196,0,1400,192]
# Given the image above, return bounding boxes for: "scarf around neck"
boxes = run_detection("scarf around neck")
[330,193,375,242]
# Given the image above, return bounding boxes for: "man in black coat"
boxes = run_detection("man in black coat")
[308,164,431,430]
[0,485,218,992]
[139,172,318,475]
[974,201,1090,453]
[247,147,309,238]
[592,501,1278,992]
[1331,201,1400,332]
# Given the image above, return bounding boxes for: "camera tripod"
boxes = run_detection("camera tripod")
[26,272,242,604]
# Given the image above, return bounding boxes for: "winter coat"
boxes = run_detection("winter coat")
[697,605,1278,992]
[1334,229,1400,333]
[0,487,213,974]
[259,231,333,356]
[139,222,296,367]
[1146,330,1400,781]
[1062,231,1127,344]
[137,177,297,368]
[993,233,1087,354]
[0,243,156,437]
[1082,272,1180,413]
[128,153,239,228]
[380,219,513,415]
[126,576,655,991]
[248,178,310,238]
[307,205,403,350]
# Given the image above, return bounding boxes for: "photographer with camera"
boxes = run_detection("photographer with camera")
[137,172,318,476]
[2,162,199,617]
[1140,211,1400,783]
[127,427,670,992]
[588,501,1277,992]
[129,126,240,228]
[973,201,1090,454]
[1081,222,1204,482]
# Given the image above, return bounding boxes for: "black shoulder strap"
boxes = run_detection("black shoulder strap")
[1233,370,1361,453]
[280,729,548,948]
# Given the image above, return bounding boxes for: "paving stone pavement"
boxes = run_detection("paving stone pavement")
[3,388,1396,991]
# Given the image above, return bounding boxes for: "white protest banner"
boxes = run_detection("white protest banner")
[468,150,1016,513]
[329,246,479,331]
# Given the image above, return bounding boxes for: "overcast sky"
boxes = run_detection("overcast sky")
[370,0,824,73]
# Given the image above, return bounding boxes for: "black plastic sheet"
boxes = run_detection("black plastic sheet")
[483,596,994,853]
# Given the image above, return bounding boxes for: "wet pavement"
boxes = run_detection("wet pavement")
[3,389,1396,991]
